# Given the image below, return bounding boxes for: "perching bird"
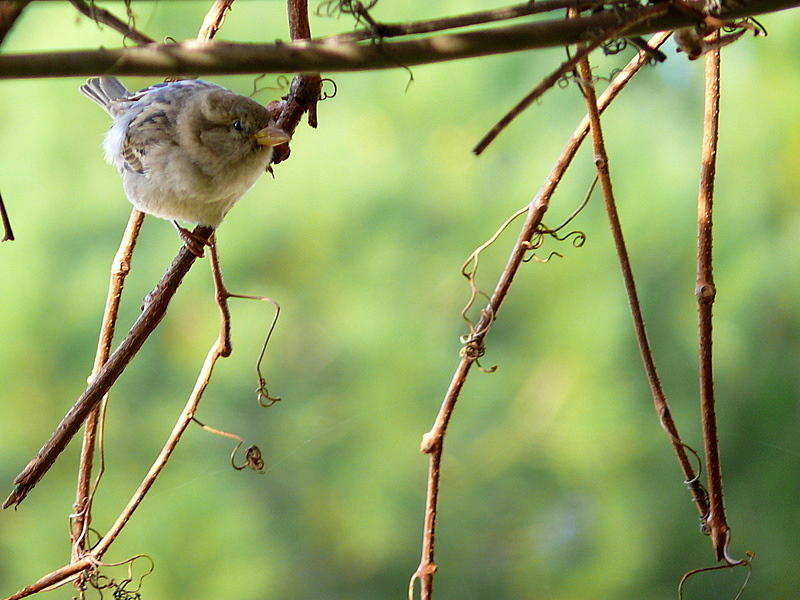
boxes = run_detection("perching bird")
[81,77,290,252]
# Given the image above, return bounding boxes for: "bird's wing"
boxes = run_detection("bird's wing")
[120,106,174,174]
[117,80,224,175]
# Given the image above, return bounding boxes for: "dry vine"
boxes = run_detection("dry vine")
[410,9,756,597]
[3,0,319,597]
[0,0,777,599]
[411,31,673,600]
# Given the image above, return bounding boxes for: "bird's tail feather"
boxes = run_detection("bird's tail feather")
[80,76,131,117]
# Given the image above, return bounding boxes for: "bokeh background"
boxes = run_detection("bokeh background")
[1,2,799,599]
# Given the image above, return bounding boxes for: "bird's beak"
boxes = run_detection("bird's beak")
[253,123,291,147]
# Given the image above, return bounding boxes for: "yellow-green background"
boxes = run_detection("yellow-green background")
[1,2,799,599]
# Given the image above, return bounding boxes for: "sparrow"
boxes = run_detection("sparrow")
[81,77,290,252]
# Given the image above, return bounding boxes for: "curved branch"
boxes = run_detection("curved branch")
[0,0,792,79]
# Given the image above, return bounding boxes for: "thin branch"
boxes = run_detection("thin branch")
[409,438,443,600]
[696,38,739,564]
[89,242,232,560]
[288,0,313,40]
[3,233,206,509]
[3,558,91,600]
[575,38,708,517]
[5,1,317,597]
[7,239,236,599]
[420,31,671,454]
[0,188,13,241]
[208,234,233,357]
[473,2,669,155]
[331,0,606,42]
[68,0,155,45]
[69,0,236,568]
[71,209,145,561]
[198,0,235,41]
[0,0,787,79]
[696,37,721,554]
[410,33,671,600]
[269,0,322,151]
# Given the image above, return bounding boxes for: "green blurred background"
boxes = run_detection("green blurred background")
[1,2,799,599]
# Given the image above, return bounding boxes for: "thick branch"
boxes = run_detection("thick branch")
[0,0,792,79]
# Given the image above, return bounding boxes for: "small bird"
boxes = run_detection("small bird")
[81,77,291,253]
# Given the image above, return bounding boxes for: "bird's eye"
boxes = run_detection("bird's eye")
[232,120,245,132]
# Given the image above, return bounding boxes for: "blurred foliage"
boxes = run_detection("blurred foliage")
[1,2,799,600]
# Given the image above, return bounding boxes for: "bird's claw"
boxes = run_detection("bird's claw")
[173,221,210,258]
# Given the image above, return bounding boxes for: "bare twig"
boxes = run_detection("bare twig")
[0,189,13,241]
[288,0,313,40]
[4,2,316,598]
[79,357,225,575]
[473,2,669,155]
[208,234,233,357]
[71,209,145,562]
[68,0,155,45]
[696,38,742,564]
[678,552,754,599]
[421,30,671,454]
[696,35,723,556]
[87,240,233,560]
[330,0,605,42]
[198,0,235,41]
[7,240,236,599]
[410,33,671,600]
[0,0,785,79]
[575,38,708,519]
[269,0,322,151]
[69,0,236,568]
[3,558,90,600]
[3,232,207,509]
[408,437,443,600]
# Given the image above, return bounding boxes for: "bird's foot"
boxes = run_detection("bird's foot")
[172,221,211,258]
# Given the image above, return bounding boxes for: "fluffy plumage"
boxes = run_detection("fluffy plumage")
[81,77,290,227]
